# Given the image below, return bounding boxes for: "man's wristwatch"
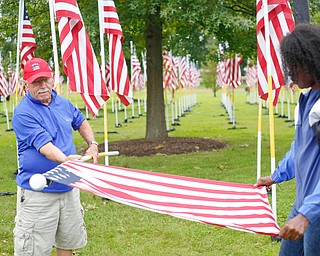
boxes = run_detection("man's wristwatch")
[90,141,99,146]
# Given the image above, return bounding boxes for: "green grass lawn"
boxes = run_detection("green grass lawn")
[0,86,297,255]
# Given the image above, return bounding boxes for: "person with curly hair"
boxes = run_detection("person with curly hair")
[255,23,320,255]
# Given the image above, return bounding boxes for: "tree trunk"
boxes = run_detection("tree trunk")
[293,0,310,24]
[145,5,168,140]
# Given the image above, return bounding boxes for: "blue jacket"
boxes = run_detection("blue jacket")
[272,88,320,223]
[12,90,85,192]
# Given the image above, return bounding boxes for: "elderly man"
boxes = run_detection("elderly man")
[12,58,99,256]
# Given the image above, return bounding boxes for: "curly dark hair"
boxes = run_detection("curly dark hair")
[280,23,320,84]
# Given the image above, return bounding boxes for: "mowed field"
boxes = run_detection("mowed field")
[0,85,297,255]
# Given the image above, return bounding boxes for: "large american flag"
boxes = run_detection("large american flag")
[55,0,109,117]
[43,160,280,236]
[256,0,295,105]
[103,0,132,106]
[20,5,37,68]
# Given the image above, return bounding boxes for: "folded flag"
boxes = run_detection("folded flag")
[43,160,280,236]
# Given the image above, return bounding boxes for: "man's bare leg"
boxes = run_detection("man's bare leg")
[56,248,73,256]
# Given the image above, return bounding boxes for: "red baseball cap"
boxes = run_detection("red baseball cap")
[24,58,53,84]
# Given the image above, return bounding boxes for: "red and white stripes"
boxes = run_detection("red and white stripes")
[55,0,109,116]
[45,160,280,236]
[20,5,37,68]
[103,0,132,106]
[256,0,295,105]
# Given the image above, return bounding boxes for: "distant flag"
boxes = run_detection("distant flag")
[216,61,225,87]
[0,67,9,98]
[54,0,109,117]
[43,160,280,236]
[230,55,242,89]
[189,61,201,87]
[163,51,179,90]
[256,0,295,105]
[246,64,258,88]
[8,68,17,95]
[20,5,37,68]
[224,58,231,86]
[131,53,144,91]
[163,50,173,89]
[102,0,132,106]
[178,57,188,88]
[171,55,179,89]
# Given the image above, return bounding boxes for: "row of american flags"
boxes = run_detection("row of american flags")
[216,0,294,107]
[0,0,200,116]
[163,50,200,90]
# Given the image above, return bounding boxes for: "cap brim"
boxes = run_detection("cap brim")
[26,72,53,84]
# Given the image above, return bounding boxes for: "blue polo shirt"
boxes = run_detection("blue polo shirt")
[12,90,85,193]
[272,88,320,223]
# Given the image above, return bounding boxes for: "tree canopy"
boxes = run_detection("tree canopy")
[0,0,319,139]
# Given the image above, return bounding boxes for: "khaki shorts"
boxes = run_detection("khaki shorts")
[14,187,87,256]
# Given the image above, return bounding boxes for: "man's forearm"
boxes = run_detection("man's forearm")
[39,142,68,163]
[78,120,97,145]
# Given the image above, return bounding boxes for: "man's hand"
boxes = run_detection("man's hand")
[84,144,99,164]
[65,154,82,162]
[279,214,310,240]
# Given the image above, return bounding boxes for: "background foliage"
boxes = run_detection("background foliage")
[0,0,319,68]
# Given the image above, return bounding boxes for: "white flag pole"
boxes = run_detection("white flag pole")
[263,0,277,220]
[98,0,109,165]
[48,0,61,95]
[130,41,136,119]
[15,0,24,107]
[15,0,25,215]
[257,99,262,180]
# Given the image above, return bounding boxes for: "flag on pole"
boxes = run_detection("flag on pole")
[256,0,295,105]
[20,5,37,68]
[131,53,144,91]
[178,56,188,88]
[188,61,201,88]
[163,50,173,89]
[230,55,242,88]
[55,0,109,117]
[102,0,132,106]
[246,64,258,88]
[0,67,9,98]
[216,61,226,87]
[43,160,280,236]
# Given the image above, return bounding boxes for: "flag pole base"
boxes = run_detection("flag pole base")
[228,126,247,130]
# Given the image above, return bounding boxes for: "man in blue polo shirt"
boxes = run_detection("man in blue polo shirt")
[12,58,99,256]
[254,24,320,255]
